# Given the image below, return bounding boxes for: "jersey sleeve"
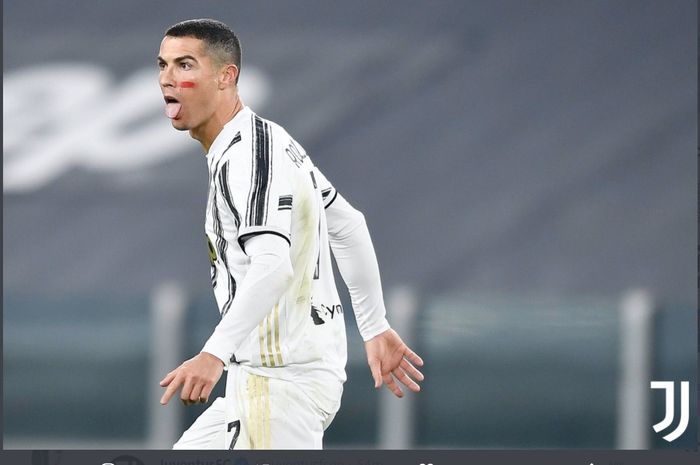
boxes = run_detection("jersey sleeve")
[313,166,339,209]
[312,165,391,341]
[222,119,293,252]
[201,233,294,367]
[325,192,391,341]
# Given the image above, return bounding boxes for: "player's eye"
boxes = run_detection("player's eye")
[158,62,166,70]
[180,62,192,70]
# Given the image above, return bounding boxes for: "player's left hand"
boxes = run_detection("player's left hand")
[159,352,224,406]
[364,328,424,398]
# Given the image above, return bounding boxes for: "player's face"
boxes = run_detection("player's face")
[157,36,221,132]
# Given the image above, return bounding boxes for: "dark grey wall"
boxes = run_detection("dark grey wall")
[4,0,695,304]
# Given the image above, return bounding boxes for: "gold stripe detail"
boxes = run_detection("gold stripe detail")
[265,314,276,367]
[273,304,283,365]
[258,305,283,368]
[246,374,272,449]
[246,375,256,449]
[263,376,271,448]
[255,376,265,449]
[256,376,263,449]
[258,320,268,367]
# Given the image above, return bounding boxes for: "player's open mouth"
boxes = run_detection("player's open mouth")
[164,96,182,119]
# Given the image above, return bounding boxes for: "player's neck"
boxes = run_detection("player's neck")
[191,95,244,153]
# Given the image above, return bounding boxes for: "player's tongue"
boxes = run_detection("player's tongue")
[165,102,182,119]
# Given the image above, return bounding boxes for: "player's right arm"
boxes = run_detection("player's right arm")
[201,233,293,367]
[316,168,424,397]
[159,233,293,406]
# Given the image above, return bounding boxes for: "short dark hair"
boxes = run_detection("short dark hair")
[165,19,242,83]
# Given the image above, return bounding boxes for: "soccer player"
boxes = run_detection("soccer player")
[157,19,424,449]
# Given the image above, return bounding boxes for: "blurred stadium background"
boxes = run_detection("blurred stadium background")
[3,0,696,449]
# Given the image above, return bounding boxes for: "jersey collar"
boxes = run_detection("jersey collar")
[206,105,253,159]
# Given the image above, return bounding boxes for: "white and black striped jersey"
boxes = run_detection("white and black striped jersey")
[204,106,346,412]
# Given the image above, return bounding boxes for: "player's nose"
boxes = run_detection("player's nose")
[159,68,175,88]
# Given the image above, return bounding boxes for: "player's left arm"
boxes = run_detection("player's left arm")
[321,176,424,398]
[364,328,424,398]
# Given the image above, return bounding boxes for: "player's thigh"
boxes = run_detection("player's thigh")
[225,371,329,449]
[173,397,227,450]
[265,376,327,449]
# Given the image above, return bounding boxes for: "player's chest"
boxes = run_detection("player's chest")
[204,179,239,237]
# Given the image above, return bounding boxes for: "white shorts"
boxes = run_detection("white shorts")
[173,364,337,449]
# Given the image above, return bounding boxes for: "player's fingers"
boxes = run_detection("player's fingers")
[180,376,195,405]
[393,367,420,393]
[160,374,183,405]
[189,382,204,403]
[368,358,382,389]
[383,372,404,398]
[159,369,177,387]
[403,346,424,367]
[400,358,424,382]
[199,383,215,404]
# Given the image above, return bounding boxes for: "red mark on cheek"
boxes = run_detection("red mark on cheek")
[178,81,196,88]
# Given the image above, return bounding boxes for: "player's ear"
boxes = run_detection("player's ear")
[218,64,239,90]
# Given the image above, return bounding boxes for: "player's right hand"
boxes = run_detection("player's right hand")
[159,351,225,406]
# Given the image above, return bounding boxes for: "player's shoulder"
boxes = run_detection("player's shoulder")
[215,108,315,175]
[250,111,314,167]
[253,112,299,149]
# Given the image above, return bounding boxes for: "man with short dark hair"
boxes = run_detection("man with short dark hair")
[157,18,424,449]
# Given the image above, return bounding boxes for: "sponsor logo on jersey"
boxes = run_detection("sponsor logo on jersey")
[206,235,218,287]
[310,303,343,325]
[206,235,218,265]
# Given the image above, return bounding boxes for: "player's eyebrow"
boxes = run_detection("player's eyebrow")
[157,55,199,65]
